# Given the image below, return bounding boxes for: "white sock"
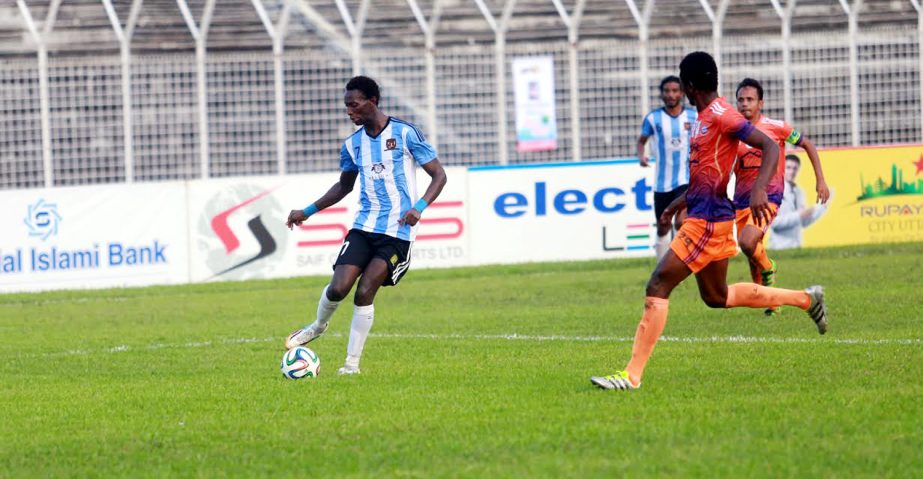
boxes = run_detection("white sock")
[345,304,374,368]
[655,234,671,259]
[313,285,340,328]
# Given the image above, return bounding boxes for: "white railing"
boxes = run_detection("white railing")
[1,0,921,190]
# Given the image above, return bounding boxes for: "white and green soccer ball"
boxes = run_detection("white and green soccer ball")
[281,346,321,379]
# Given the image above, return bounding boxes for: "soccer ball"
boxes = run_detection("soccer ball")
[280,346,321,379]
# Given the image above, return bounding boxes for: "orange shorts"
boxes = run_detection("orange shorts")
[670,218,737,273]
[735,204,779,237]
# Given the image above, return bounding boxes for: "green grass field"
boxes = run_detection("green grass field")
[1,243,921,478]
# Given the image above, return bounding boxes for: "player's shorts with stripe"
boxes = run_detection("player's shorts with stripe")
[334,229,411,286]
[670,218,737,273]
[734,203,779,237]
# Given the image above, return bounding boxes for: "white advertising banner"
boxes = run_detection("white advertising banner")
[512,56,558,152]
[467,160,657,265]
[186,167,470,284]
[0,182,190,293]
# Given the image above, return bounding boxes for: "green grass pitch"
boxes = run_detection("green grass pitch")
[1,243,921,478]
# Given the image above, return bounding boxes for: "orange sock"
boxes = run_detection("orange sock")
[725,283,810,310]
[625,297,669,385]
[751,241,773,272]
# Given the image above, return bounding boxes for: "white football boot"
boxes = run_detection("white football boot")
[805,285,828,335]
[284,322,328,349]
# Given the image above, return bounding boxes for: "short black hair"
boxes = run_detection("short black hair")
[736,77,764,100]
[785,154,801,164]
[679,51,718,93]
[345,76,380,102]
[660,75,681,92]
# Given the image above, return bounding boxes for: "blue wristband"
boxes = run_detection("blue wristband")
[413,198,429,213]
[302,203,319,216]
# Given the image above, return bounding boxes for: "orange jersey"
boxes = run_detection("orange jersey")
[687,97,754,222]
[734,116,802,209]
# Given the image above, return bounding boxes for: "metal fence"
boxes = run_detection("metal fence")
[2,0,921,190]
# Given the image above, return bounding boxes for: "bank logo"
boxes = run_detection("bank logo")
[24,199,62,241]
[858,162,923,202]
[199,185,287,279]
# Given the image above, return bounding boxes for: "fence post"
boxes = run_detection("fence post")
[562,0,588,162]
[405,0,443,148]
[252,0,291,175]
[16,0,60,188]
[177,0,216,179]
[698,0,728,85]
[103,0,144,183]
[841,0,863,146]
[474,0,518,165]
[912,0,923,143]
[626,0,653,143]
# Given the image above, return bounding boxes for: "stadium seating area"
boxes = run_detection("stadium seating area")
[0,0,919,189]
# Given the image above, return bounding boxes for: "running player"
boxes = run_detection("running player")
[638,76,696,259]
[284,75,447,375]
[734,78,830,315]
[590,52,828,391]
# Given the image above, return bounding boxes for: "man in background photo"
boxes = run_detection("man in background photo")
[769,154,831,250]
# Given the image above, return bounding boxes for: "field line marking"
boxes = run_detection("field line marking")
[10,332,921,359]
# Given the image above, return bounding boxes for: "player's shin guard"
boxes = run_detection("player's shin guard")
[725,283,810,310]
[316,285,340,327]
[346,304,375,368]
[625,297,669,386]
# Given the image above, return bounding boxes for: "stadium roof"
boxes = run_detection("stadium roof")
[1,0,917,56]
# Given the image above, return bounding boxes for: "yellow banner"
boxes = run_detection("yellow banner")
[791,144,923,247]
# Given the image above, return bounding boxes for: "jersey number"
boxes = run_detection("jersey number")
[339,241,351,257]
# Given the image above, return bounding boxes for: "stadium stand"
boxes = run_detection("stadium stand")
[0,0,919,189]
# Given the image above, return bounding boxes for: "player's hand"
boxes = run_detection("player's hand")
[399,208,421,227]
[749,188,771,228]
[286,210,308,230]
[639,156,650,168]
[816,180,831,205]
[660,197,686,226]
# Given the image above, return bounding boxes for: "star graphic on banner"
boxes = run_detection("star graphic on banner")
[915,155,923,175]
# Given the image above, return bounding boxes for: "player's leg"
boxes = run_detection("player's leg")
[653,191,672,259]
[724,282,826,332]
[285,231,370,349]
[337,258,389,375]
[693,258,731,307]
[591,247,692,390]
[689,239,826,335]
[738,225,775,283]
[339,234,412,374]
[737,206,780,315]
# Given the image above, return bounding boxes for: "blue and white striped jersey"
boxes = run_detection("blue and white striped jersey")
[340,117,438,241]
[641,106,696,193]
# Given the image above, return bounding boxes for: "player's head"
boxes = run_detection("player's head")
[784,154,801,183]
[659,75,683,108]
[679,51,718,104]
[735,78,764,121]
[344,76,381,126]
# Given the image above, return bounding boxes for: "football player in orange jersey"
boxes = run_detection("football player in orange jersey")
[733,78,830,315]
[591,53,828,391]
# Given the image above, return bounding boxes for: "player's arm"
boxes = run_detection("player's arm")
[638,115,654,167]
[637,135,651,167]
[741,127,780,227]
[286,170,359,230]
[797,136,830,204]
[399,159,447,227]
